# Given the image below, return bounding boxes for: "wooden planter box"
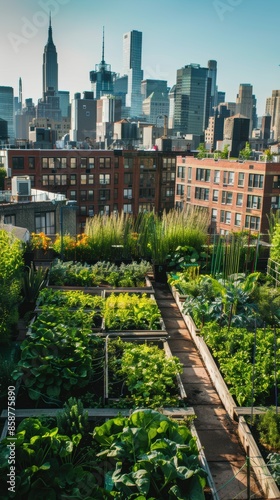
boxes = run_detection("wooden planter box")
[178,302,280,499]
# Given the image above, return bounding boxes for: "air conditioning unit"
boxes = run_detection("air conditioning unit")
[11,176,31,201]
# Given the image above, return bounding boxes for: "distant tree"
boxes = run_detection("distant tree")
[239,142,252,160]
[197,143,207,159]
[0,167,6,190]
[220,144,230,159]
[263,149,273,162]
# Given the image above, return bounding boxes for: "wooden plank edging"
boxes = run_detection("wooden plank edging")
[238,417,280,499]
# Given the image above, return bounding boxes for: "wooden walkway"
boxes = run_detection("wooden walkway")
[153,281,265,500]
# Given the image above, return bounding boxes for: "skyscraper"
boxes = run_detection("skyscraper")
[90,28,116,99]
[207,60,218,115]
[0,86,15,144]
[236,83,257,136]
[173,64,211,136]
[42,14,58,96]
[122,30,143,117]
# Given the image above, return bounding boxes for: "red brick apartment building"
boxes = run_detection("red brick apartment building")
[1,149,177,231]
[174,156,280,235]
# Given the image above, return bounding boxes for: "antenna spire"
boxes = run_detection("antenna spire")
[101,26,105,64]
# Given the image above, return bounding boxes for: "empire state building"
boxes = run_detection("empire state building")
[42,14,58,96]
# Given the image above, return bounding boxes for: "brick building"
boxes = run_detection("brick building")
[1,149,178,232]
[175,156,280,235]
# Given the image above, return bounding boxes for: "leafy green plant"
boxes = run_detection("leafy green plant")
[103,293,162,331]
[201,324,279,406]
[12,309,104,402]
[255,408,280,450]
[267,453,280,486]
[57,397,89,436]
[48,259,151,287]
[0,229,24,341]
[183,273,260,328]
[93,408,207,499]
[270,222,280,263]
[21,262,48,308]
[108,339,183,408]
[0,417,105,499]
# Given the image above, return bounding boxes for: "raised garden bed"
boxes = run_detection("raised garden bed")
[176,301,280,498]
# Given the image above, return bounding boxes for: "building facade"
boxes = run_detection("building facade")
[0,86,15,144]
[123,30,143,117]
[89,28,116,100]
[2,149,177,232]
[173,64,211,136]
[175,156,280,234]
[42,15,58,96]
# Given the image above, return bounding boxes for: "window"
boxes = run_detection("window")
[236,193,243,206]
[212,189,219,202]
[238,172,245,187]
[123,204,132,213]
[88,174,94,184]
[235,213,241,226]
[70,174,76,185]
[80,190,87,201]
[100,157,111,168]
[221,191,232,205]
[196,168,210,182]
[249,174,264,188]
[80,205,87,215]
[124,172,133,185]
[4,214,15,225]
[124,157,133,169]
[166,187,174,197]
[195,187,209,200]
[187,185,191,201]
[188,167,192,181]
[214,170,220,184]
[70,190,77,200]
[245,215,260,231]
[99,189,110,201]
[28,157,35,169]
[12,157,24,169]
[220,210,231,224]
[211,208,217,221]
[61,158,67,168]
[80,158,87,168]
[99,173,110,185]
[28,175,35,188]
[223,171,234,185]
[177,166,185,179]
[162,171,175,182]
[88,190,94,201]
[42,158,48,169]
[49,158,55,170]
[114,173,119,185]
[35,211,55,234]
[88,158,95,169]
[124,188,132,198]
[247,195,262,209]
[273,175,280,189]
[81,174,87,185]
[176,184,185,196]
[42,175,48,186]
[70,158,77,169]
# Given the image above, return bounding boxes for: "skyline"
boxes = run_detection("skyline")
[2,0,280,116]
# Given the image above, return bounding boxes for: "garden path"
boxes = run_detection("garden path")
[153,280,265,500]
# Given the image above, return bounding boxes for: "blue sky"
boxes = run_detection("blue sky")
[2,0,280,116]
